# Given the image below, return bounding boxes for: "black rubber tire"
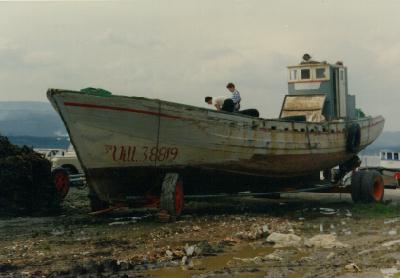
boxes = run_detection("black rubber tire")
[159,173,184,222]
[88,188,109,212]
[350,171,363,203]
[346,123,361,153]
[360,170,384,203]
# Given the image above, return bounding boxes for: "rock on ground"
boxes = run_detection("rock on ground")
[266,232,302,248]
[305,234,349,249]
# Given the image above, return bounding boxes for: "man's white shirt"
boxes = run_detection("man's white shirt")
[213,96,228,107]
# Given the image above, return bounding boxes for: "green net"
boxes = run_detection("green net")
[355,108,366,118]
[80,87,112,97]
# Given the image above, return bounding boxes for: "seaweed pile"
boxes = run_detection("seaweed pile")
[0,135,60,215]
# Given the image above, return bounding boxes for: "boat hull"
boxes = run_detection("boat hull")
[47,89,385,202]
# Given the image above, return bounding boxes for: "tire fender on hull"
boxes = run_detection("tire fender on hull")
[346,123,361,153]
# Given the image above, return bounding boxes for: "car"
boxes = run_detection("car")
[50,144,83,175]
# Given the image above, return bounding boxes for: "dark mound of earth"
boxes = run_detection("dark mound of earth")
[0,135,60,215]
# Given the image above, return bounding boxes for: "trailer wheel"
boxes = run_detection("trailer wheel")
[52,168,70,200]
[88,188,109,212]
[159,173,184,222]
[350,171,363,202]
[360,170,384,203]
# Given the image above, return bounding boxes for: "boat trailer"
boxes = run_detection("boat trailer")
[53,165,400,221]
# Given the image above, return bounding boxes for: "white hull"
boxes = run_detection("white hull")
[47,89,384,201]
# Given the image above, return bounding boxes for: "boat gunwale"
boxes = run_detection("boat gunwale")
[47,88,384,127]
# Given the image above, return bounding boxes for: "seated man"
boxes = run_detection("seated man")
[205,96,235,112]
[226,82,241,111]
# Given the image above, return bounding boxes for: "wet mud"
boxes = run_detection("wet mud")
[1,186,400,277]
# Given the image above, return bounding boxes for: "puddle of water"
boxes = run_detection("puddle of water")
[148,243,273,278]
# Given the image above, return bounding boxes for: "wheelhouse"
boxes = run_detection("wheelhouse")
[287,54,356,121]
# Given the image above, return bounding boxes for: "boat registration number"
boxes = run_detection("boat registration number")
[104,144,179,162]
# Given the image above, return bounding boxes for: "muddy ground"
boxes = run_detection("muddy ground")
[1,187,400,278]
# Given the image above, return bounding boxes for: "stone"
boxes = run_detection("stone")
[233,256,263,264]
[381,267,399,277]
[194,246,203,256]
[388,230,397,236]
[165,250,173,257]
[305,234,348,249]
[262,224,270,236]
[326,252,335,259]
[263,254,282,261]
[382,239,400,247]
[235,224,270,241]
[184,244,195,256]
[266,232,302,248]
[181,256,188,265]
[344,263,361,272]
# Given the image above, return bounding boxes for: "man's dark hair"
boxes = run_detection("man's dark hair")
[205,96,212,103]
[226,82,235,89]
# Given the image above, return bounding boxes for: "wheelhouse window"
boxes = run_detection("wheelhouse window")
[316,68,326,79]
[301,68,310,80]
[387,152,393,160]
[395,153,399,161]
[381,152,386,160]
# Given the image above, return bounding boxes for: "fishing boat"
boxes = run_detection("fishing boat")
[48,55,385,219]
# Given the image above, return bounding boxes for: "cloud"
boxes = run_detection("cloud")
[0,0,399,131]
[96,28,165,51]
[0,37,56,70]
[22,51,56,66]
[0,37,19,52]
[96,28,136,47]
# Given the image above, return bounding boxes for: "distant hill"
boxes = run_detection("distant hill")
[7,136,70,149]
[363,131,400,155]
[0,101,66,137]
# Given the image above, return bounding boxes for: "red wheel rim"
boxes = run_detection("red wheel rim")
[373,176,384,201]
[55,171,69,199]
[175,181,183,215]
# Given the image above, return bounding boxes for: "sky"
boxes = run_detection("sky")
[0,0,399,130]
